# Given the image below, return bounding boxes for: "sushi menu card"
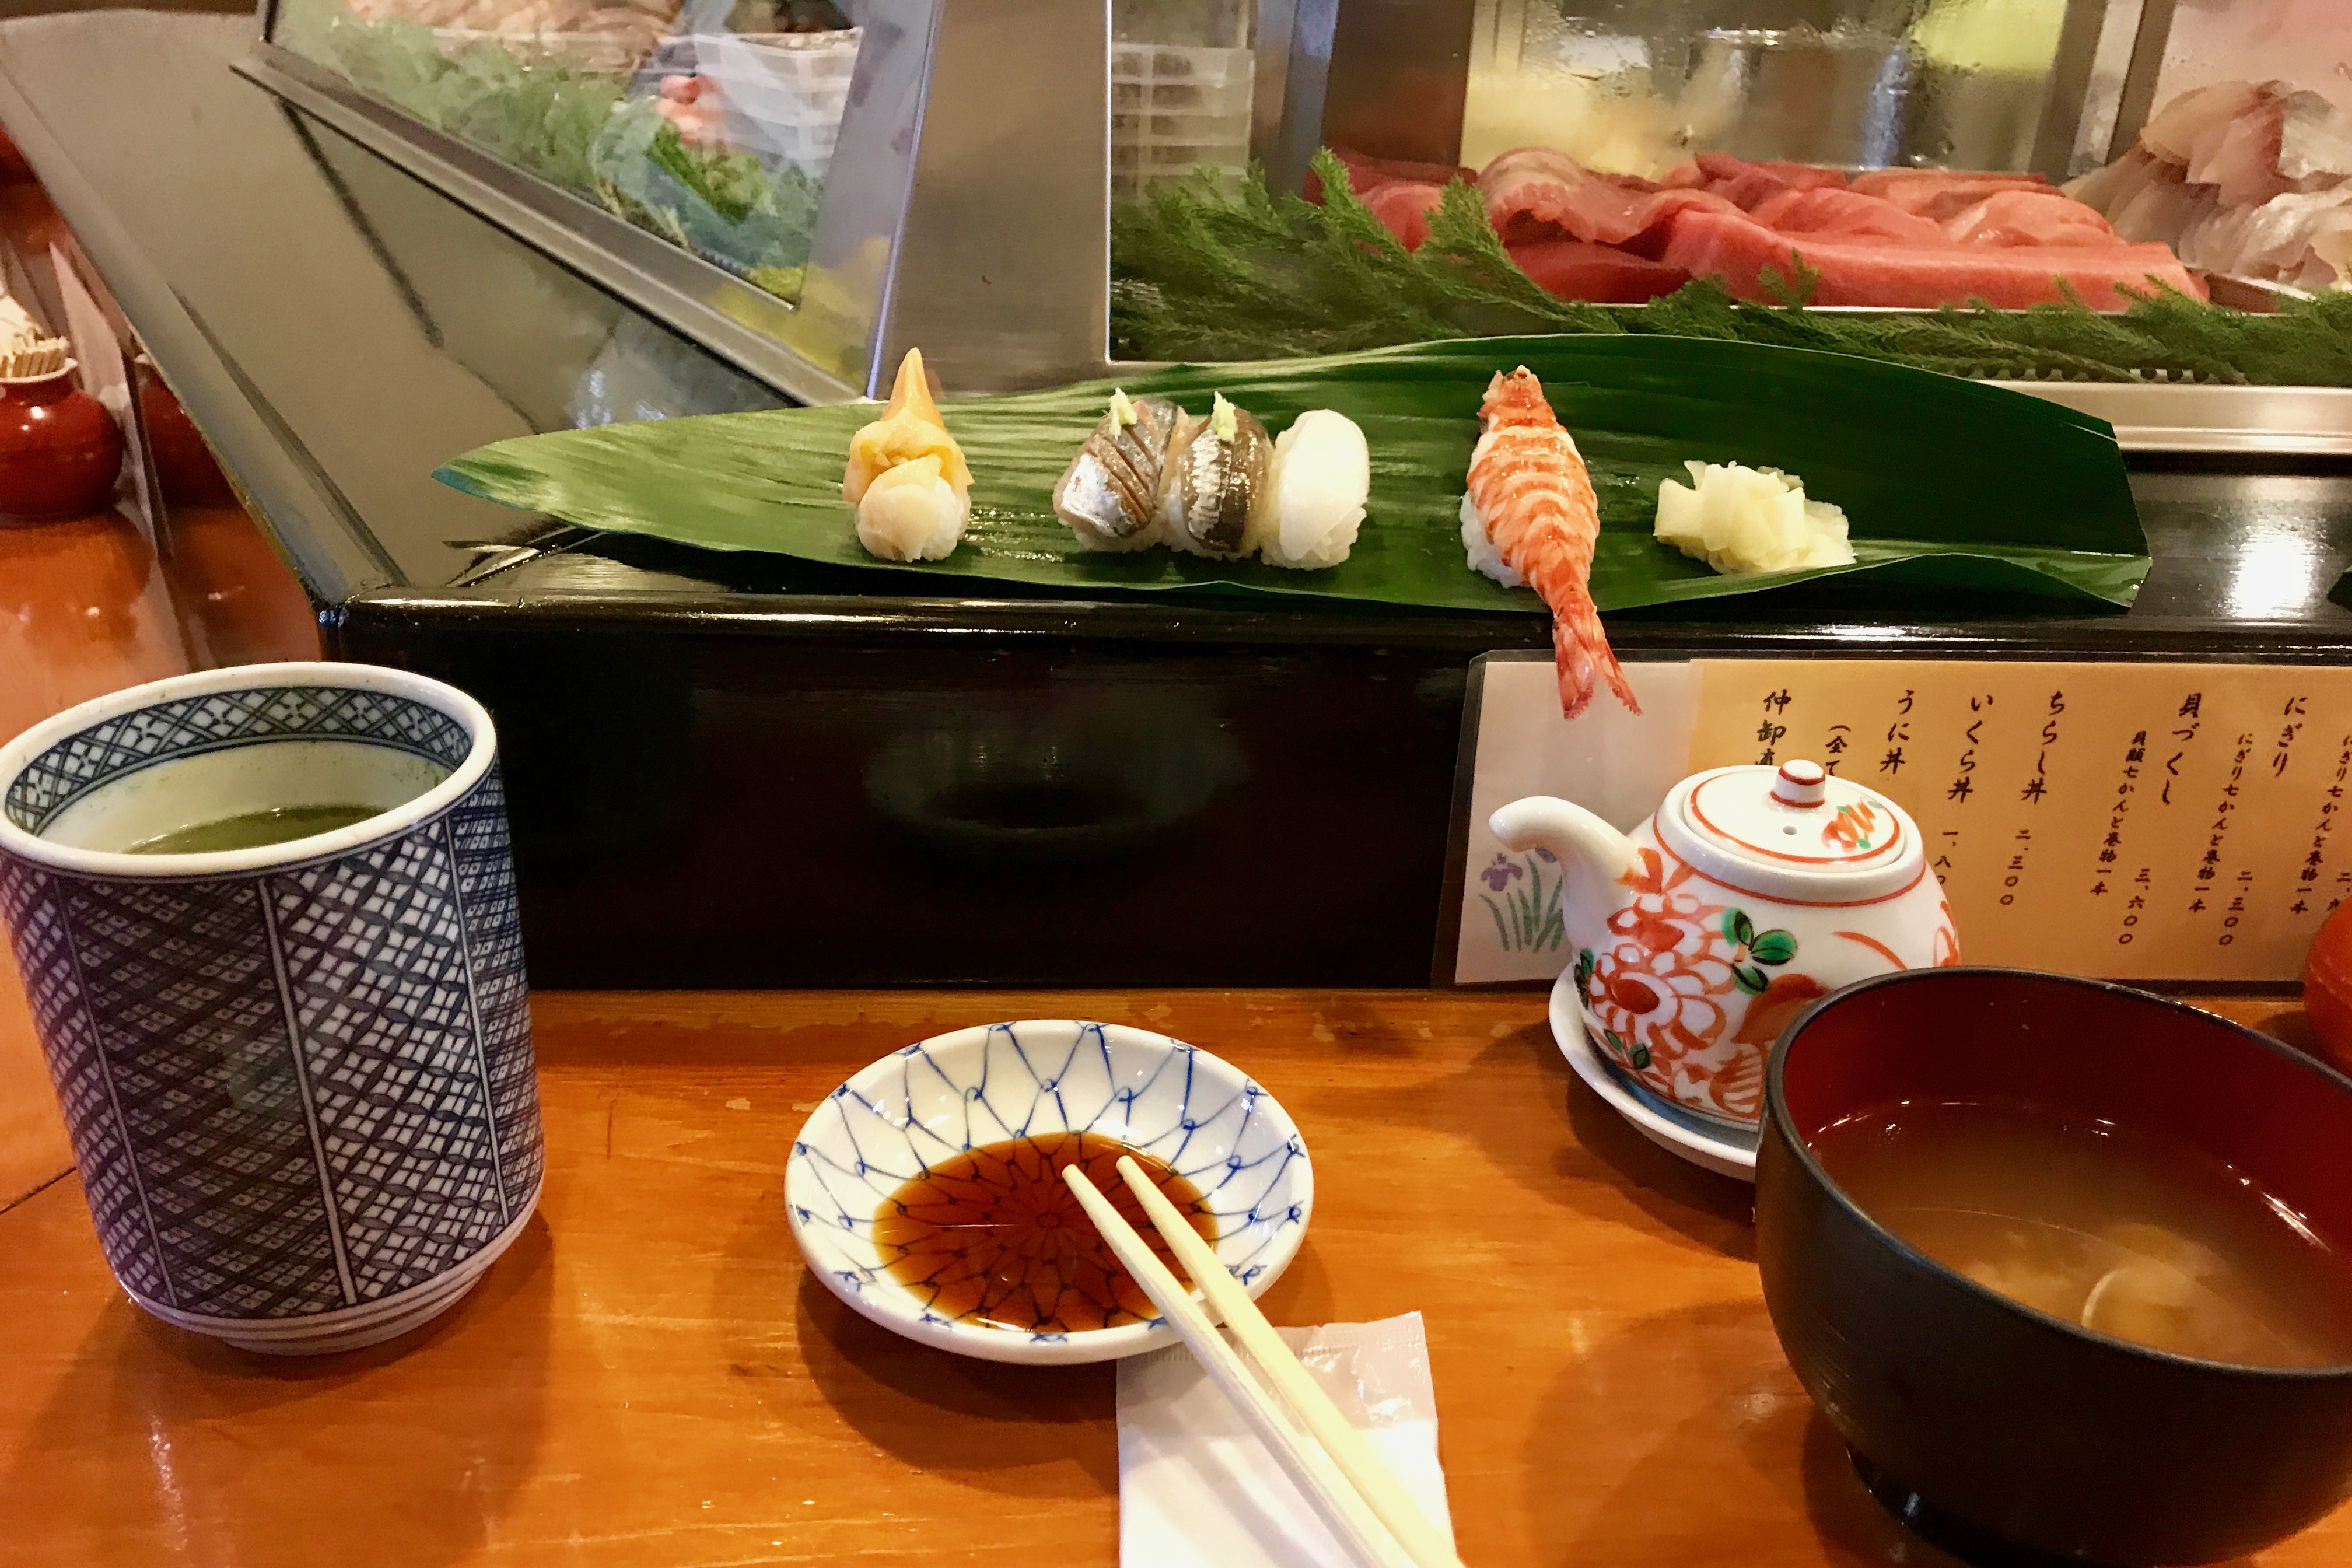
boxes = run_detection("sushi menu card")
[1451,655,2352,985]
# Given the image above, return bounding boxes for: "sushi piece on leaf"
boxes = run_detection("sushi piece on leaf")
[1160,392,1276,561]
[1263,408,1370,570]
[843,347,972,562]
[1052,388,1181,552]
[1461,366,1639,719]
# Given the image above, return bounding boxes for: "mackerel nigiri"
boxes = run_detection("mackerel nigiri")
[1160,393,1276,560]
[1052,388,1180,551]
[1460,366,1639,718]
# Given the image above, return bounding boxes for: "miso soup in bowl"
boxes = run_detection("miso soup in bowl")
[1756,969,2352,1568]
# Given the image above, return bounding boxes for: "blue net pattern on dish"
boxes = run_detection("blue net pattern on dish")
[788,1021,1310,1345]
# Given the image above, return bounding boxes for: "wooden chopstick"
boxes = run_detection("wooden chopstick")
[1061,1164,1422,1568]
[1115,1156,1466,1568]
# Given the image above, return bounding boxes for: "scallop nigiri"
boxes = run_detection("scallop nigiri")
[843,347,971,562]
[1461,367,1639,718]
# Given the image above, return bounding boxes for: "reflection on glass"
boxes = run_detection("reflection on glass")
[1462,1,2083,180]
[1112,0,1256,197]
[272,0,863,303]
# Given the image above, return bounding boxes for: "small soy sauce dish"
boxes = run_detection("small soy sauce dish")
[787,1019,1312,1365]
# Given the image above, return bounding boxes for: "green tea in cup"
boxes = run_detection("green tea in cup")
[124,804,386,855]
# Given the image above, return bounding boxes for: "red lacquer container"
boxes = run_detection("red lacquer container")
[0,360,123,520]
[138,363,234,505]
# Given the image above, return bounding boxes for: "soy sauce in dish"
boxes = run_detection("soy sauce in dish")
[873,1132,1217,1333]
[1813,1097,2352,1368]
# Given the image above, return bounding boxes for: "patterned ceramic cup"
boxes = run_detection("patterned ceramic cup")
[0,663,542,1354]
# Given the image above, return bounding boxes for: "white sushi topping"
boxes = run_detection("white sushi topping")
[1210,391,1238,443]
[1264,409,1370,570]
[855,456,968,562]
[1109,387,1137,428]
[1654,460,1854,575]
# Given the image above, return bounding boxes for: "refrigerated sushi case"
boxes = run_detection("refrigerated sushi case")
[1280,0,2352,454]
[240,0,2168,390]
[238,0,2352,452]
[1290,0,2168,187]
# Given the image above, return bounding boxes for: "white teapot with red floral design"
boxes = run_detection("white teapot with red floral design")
[1492,760,1958,1128]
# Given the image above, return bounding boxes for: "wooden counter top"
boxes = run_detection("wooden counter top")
[0,988,2340,1567]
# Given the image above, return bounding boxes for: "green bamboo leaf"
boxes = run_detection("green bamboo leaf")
[436,334,2147,614]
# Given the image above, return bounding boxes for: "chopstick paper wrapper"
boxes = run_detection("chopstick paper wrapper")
[1117,1314,1454,1568]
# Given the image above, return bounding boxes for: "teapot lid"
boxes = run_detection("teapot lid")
[1661,761,1922,901]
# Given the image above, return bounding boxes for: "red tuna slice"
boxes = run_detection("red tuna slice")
[1481,145,1734,247]
[1694,152,1850,186]
[1678,152,1851,210]
[1660,207,2204,308]
[1749,186,1944,244]
[1363,180,1448,250]
[1941,188,2122,248]
[1508,237,1693,302]
[1312,146,1476,202]
[1849,169,2050,220]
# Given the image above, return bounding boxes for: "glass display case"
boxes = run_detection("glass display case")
[243,0,1116,401]
[271,0,859,304]
[1431,0,2352,291]
[240,0,2351,449]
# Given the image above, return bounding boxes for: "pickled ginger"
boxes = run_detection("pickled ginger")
[1654,460,1853,575]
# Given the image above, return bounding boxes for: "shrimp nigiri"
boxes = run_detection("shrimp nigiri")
[1460,366,1639,719]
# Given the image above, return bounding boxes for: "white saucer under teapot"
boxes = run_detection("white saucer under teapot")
[1494,758,1958,1141]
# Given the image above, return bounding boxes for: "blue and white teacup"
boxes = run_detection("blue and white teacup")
[0,662,542,1354]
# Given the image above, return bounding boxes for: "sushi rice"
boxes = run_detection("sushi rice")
[1457,492,1526,589]
[1457,429,1526,589]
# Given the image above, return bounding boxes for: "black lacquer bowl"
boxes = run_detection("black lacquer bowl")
[1756,968,2352,1567]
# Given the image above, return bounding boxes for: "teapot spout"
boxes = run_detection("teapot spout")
[1489,796,1642,893]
